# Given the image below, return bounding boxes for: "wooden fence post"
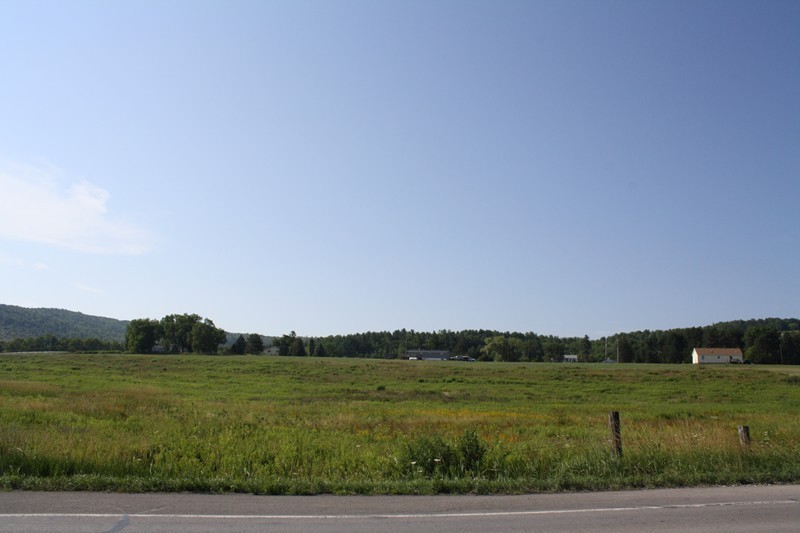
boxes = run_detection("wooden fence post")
[738,425,751,449]
[609,411,622,458]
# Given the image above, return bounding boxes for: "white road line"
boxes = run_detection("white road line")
[2,499,796,520]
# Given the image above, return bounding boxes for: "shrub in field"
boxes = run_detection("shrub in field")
[457,428,488,474]
[400,428,490,478]
[401,434,455,477]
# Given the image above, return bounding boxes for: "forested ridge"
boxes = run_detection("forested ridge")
[0,304,128,342]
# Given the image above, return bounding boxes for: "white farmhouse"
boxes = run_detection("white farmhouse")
[691,347,744,364]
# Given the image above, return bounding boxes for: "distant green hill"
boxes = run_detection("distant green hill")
[0,304,129,342]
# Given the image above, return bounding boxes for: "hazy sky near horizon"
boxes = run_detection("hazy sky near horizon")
[1,0,798,339]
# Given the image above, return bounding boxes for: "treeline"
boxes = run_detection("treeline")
[5,311,799,365]
[294,318,800,364]
[0,334,124,353]
[607,320,800,364]
[301,329,613,361]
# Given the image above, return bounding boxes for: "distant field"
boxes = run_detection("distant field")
[1,354,799,494]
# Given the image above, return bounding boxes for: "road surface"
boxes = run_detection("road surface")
[0,484,797,532]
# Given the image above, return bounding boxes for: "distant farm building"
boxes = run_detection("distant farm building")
[406,349,450,360]
[563,354,579,363]
[692,347,744,364]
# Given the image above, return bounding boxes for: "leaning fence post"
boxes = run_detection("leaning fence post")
[609,411,622,458]
[738,425,751,449]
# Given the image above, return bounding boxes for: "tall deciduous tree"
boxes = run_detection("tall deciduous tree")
[481,335,524,362]
[290,336,307,357]
[275,331,308,356]
[245,334,264,355]
[744,326,781,364]
[160,313,201,353]
[231,334,246,355]
[307,338,316,358]
[191,318,227,355]
[780,331,800,365]
[125,319,161,354]
[522,334,544,362]
[274,331,297,356]
[315,342,327,357]
[616,334,634,363]
[543,337,565,361]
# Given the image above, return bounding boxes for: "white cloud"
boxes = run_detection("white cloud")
[0,162,153,254]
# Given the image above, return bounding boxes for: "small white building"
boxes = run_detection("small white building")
[692,347,744,364]
[563,354,579,363]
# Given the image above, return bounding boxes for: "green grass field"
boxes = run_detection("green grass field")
[1,354,799,494]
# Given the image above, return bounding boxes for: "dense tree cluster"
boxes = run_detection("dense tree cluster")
[271,331,307,356]
[0,335,124,353]
[125,314,227,354]
[228,333,265,355]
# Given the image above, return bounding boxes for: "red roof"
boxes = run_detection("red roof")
[693,347,743,356]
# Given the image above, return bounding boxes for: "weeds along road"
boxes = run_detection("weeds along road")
[0,485,798,532]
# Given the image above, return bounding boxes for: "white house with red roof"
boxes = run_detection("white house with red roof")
[691,347,744,364]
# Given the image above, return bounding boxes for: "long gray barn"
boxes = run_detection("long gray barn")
[406,349,450,360]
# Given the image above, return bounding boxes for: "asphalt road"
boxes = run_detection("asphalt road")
[0,484,797,532]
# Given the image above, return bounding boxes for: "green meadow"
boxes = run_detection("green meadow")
[1,354,799,494]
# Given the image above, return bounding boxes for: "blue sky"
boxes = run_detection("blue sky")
[1,0,798,339]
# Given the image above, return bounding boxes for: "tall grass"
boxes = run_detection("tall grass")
[1,355,799,493]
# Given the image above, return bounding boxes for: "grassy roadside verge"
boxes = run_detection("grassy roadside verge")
[2,354,799,494]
